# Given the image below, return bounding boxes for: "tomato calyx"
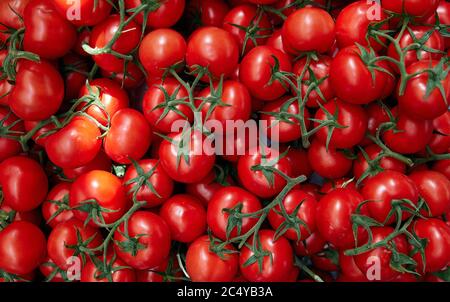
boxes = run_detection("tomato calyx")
[45,194,71,226]
[114,230,147,257]
[196,76,232,120]
[124,159,162,202]
[0,208,15,231]
[241,234,272,272]
[90,253,131,282]
[355,44,394,85]
[0,109,24,141]
[126,0,162,29]
[208,231,239,260]
[250,148,290,188]
[64,230,99,266]
[74,199,119,227]
[41,261,71,282]
[0,269,25,282]
[151,83,191,125]
[272,198,310,242]
[416,58,449,102]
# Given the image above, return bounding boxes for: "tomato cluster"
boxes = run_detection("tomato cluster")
[0,0,449,283]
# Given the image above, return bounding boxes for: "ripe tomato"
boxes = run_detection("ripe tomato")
[239,45,292,101]
[46,116,101,169]
[207,186,262,240]
[0,107,24,162]
[41,182,74,228]
[186,235,239,282]
[239,229,294,282]
[159,194,206,243]
[320,178,358,194]
[237,146,293,198]
[136,257,182,282]
[123,159,174,208]
[62,149,111,180]
[78,78,130,127]
[0,0,30,34]
[307,139,353,179]
[63,53,90,102]
[125,0,185,28]
[185,170,234,205]
[338,251,367,282]
[114,211,171,270]
[268,189,317,241]
[397,60,450,121]
[0,156,48,212]
[104,109,152,164]
[158,129,216,184]
[9,60,64,121]
[47,218,103,270]
[52,0,112,26]
[423,1,450,48]
[361,102,390,146]
[188,0,229,27]
[284,147,313,178]
[186,26,239,80]
[282,7,335,54]
[39,257,66,282]
[101,61,145,89]
[0,221,46,275]
[361,170,419,225]
[410,171,450,218]
[0,204,41,226]
[139,29,187,78]
[433,159,450,180]
[381,0,439,18]
[81,256,136,282]
[428,111,450,154]
[23,0,77,59]
[293,232,327,256]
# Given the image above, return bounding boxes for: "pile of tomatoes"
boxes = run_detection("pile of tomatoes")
[0,0,449,283]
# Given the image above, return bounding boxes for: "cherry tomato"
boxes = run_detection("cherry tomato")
[188,0,229,27]
[52,0,112,26]
[307,139,353,179]
[0,107,24,162]
[62,149,112,180]
[433,159,450,180]
[81,255,136,282]
[185,170,234,206]
[428,111,450,154]
[41,182,74,228]
[293,232,327,256]
[381,0,439,18]
[125,0,185,28]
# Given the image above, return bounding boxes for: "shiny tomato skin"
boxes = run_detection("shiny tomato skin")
[239,229,294,282]
[159,194,206,243]
[428,111,450,154]
[307,139,352,179]
[186,235,239,282]
[284,147,313,178]
[62,150,112,180]
[188,0,229,27]
[0,156,48,212]
[42,182,74,228]
[0,0,30,32]
[100,61,145,89]
[338,251,367,282]
[0,221,46,275]
[0,107,24,162]
[81,256,136,282]
[185,170,234,206]
[381,0,439,18]
[114,211,171,270]
[104,109,152,164]
[293,232,327,256]
[433,159,450,180]
[52,0,112,26]
[0,204,42,226]
[125,0,185,28]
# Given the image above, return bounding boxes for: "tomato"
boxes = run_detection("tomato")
[316,188,368,250]
[260,96,310,143]
[143,78,192,134]
[314,98,368,149]
[78,78,130,127]
[41,182,74,228]
[186,235,239,282]
[139,29,187,78]
[361,170,419,225]
[89,14,141,73]
[104,109,152,164]
[352,144,407,181]
[62,54,90,102]
[335,1,388,51]
[338,251,367,282]
[381,0,439,18]
[123,159,174,208]
[330,45,392,105]
[190,0,229,27]
[433,159,450,180]
[186,26,239,80]
[207,186,262,240]
[293,232,327,256]
[158,129,216,183]
[46,116,101,169]
[397,60,450,121]
[239,45,292,101]
[52,0,112,26]
[9,60,64,121]
[0,204,41,226]
[223,4,272,55]
[185,170,234,205]
[125,0,185,28]
[63,149,111,180]
[284,147,312,178]
[81,256,136,282]
[136,257,182,282]
[265,29,294,56]
[247,0,278,4]
[237,146,293,198]
[411,218,450,273]
[320,178,358,194]
[268,189,317,241]
[69,170,128,226]
[428,111,450,154]
[282,7,335,54]
[114,211,171,270]
[361,102,390,146]
[423,1,450,48]
[159,194,206,243]
[353,227,409,281]
[292,55,334,108]
[0,107,24,162]
[73,28,91,57]
[196,80,252,131]
[311,252,339,272]
[39,257,66,282]
[0,156,48,212]
[47,218,103,270]
[410,171,450,218]
[382,108,433,154]
[239,229,294,282]
[307,139,353,179]
[0,221,46,275]
[100,61,145,89]
[0,0,30,34]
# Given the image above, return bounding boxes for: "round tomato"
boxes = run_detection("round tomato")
[428,111,450,154]
[433,159,450,180]
[125,0,185,28]
[62,149,111,180]
[41,182,74,228]
[52,0,112,26]
[307,139,353,179]
[293,232,326,256]
[185,170,234,205]
[81,256,136,282]
[0,107,24,162]
[381,0,439,18]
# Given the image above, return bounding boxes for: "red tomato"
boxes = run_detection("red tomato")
[284,147,313,178]
[63,53,90,102]
[62,149,112,180]
[381,0,439,18]
[104,109,152,164]
[316,188,367,250]
[9,60,64,121]
[268,189,317,241]
[81,256,136,282]
[114,211,171,270]
[188,0,229,27]
[293,232,327,256]
[307,139,352,179]
[0,204,41,226]
[207,186,261,240]
[282,7,335,54]
[139,29,187,78]
[100,61,145,89]
[239,229,294,282]
[423,1,450,48]
[186,235,239,282]
[136,257,182,282]
[239,45,292,101]
[0,156,48,212]
[159,194,206,243]
[433,159,450,180]
[185,170,234,205]
[0,0,30,35]
[39,257,66,282]
[52,0,112,26]
[23,0,77,59]
[158,129,216,183]
[41,182,74,228]
[338,251,367,282]
[125,0,185,28]
[311,252,339,272]
[0,221,46,275]
[361,102,390,146]
[428,111,450,154]
[320,178,358,194]
[46,116,101,169]
[0,107,24,162]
